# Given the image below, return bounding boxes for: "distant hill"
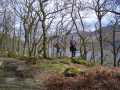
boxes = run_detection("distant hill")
[52,25,120,50]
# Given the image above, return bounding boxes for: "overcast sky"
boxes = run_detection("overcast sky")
[13,0,115,33]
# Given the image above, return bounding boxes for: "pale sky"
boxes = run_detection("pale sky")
[14,0,115,33]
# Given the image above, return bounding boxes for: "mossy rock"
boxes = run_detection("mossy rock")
[71,58,88,65]
[3,60,33,78]
[64,67,80,77]
[15,70,33,79]
[79,60,88,65]
[71,57,78,63]
[3,61,18,71]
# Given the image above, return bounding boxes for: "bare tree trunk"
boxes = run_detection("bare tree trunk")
[90,39,95,63]
[39,0,47,58]
[82,39,87,60]
[23,29,29,56]
[42,20,47,58]
[0,9,6,50]
[113,27,116,67]
[12,15,16,52]
[78,9,87,60]
[17,21,22,55]
[99,18,104,65]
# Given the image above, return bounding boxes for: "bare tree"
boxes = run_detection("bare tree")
[11,0,42,56]
[90,0,108,65]
[104,16,120,67]
[70,0,89,59]
[104,0,120,15]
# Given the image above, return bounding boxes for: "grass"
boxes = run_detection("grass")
[38,63,66,73]
[32,57,92,74]
[2,57,119,90]
[31,58,70,73]
[0,57,97,90]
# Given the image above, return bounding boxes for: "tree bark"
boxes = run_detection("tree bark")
[99,18,104,65]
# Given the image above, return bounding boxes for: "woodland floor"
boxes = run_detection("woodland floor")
[0,57,120,90]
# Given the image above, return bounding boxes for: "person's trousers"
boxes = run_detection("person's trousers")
[71,51,76,57]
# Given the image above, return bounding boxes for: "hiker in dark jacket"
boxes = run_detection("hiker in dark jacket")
[55,42,60,56]
[70,39,76,57]
[54,41,63,57]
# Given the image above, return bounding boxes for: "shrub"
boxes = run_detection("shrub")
[45,74,64,90]
[64,67,80,77]
[71,57,78,63]
[79,60,88,65]
[45,67,120,90]
[7,51,17,58]
[71,58,88,65]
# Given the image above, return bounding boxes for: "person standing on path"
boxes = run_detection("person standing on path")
[70,39,76,57]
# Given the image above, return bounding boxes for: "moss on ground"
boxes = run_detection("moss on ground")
[71,57,88,65]
[32,57,91,74]
[64,67,81,77]
[38,63,66,73]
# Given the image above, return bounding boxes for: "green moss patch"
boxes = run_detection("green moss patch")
[64,67,81,77]
[71,57,88,65]
[38,63,66,73]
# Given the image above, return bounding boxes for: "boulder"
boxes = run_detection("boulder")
[3,61,18,71]
[15,64,33,78]
[3,60,33,78]
[64,67,80,77]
